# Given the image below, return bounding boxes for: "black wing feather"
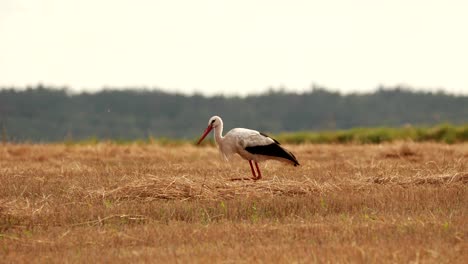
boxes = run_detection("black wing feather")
[259,132,280,144]
[245,143,300,166]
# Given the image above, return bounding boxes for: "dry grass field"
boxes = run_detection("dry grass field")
[0,142,467,263]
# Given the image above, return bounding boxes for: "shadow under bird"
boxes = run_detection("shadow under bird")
[197,116,299,180]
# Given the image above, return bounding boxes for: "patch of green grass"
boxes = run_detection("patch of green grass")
[276,124,468,144]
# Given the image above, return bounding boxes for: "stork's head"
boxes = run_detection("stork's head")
[197,116,222,145]
[208,116,222,128]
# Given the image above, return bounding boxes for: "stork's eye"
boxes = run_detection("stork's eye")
[211,120,215,124]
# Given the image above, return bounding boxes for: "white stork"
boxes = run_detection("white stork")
[197,116,299,180]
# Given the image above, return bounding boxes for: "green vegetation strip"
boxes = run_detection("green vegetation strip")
[276,124,468,144]
[63,124,468,145]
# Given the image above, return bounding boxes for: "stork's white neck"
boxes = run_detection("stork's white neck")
[213,121,224,145]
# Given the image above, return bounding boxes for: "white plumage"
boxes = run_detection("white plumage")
[197,116,299,180]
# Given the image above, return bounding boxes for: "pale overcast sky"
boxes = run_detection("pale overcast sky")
[1,0,467,95]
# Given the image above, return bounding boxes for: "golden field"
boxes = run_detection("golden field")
[0,142,467,263]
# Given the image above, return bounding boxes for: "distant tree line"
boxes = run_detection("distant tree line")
[0,85,467,142]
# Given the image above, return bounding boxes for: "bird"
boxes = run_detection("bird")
[197,115,299,180]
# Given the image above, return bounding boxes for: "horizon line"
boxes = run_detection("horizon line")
[0,82,467,97]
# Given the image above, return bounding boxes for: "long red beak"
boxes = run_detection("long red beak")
[197,125,213,145]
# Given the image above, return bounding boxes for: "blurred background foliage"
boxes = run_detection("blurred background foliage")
[0,85,467,143]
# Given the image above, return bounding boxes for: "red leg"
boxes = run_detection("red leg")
[248,160,257,178]
[254,161,262,180]
[229,161,257,181]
